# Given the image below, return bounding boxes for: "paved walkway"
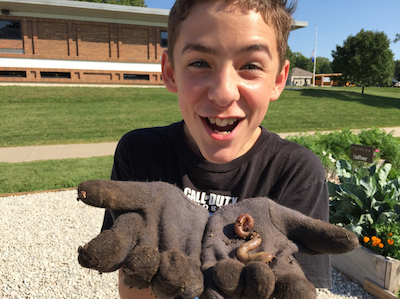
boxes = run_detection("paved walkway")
[1,127,400,163]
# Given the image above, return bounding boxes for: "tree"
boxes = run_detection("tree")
[395,60,400,80]
[394,34,400,43]
[331,29,395,93]
[315,57,332,74]
[76,0,147,7]
[286,46,296,70]
[293,52,313,72]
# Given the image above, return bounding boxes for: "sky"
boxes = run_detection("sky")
[145,0,400,62]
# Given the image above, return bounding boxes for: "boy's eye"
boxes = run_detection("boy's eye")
[189,60,210,68]
[242,63,262,71]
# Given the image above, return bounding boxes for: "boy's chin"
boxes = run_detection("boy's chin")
[200,148,241,164]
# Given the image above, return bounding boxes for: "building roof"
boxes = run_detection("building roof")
[0,0,308,29]
[314,73,342,77]
[290,67,313,77]
[0,0,170,26]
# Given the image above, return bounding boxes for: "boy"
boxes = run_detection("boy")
[102,0,331,298]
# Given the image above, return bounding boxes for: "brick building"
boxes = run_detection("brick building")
[0,0,307,85]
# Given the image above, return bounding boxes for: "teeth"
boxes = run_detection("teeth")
[214,130,231,135]
[220,119,229,127]
[208,117,238,126]
[208,117,238,136]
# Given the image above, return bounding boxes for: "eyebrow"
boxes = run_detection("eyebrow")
[181,43,217,55]
[181,42,272,60]
[239,44,272,60]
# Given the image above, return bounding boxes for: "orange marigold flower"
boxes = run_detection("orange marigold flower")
[372,242,378,247]
[388,233,393,237]
[388,239,394,245]
[378,243,384,248]
[376,238,382,243]
[371,236,377,241]
[363,236,370,243]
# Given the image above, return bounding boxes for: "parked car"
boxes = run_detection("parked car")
[391,78,400,87]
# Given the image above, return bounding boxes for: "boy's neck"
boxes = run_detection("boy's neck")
[183,123,204,159]
[183,123,262,163]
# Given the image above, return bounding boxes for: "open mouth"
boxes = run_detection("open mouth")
[206,117,241,135]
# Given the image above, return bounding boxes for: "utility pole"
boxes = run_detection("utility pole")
[312,23,318,86]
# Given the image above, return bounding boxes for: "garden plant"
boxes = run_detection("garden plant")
[328,159,400,260]
[286,127,400,180]
[287,128,400,260]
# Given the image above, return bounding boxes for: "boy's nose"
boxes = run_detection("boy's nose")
[208,68,240,107]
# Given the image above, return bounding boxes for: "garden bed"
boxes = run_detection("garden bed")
[332,245,400,295]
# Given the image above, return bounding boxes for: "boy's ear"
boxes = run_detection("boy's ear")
[161,50,177,93]
[270,59,290,102]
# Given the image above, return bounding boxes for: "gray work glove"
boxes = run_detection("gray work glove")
[77,180,209,299]
[200,197,359,299]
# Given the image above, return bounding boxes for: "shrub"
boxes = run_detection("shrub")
[329,159,400,258]
[358,128,400,178]
[286,128,400,180]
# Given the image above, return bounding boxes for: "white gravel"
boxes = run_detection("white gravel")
[0,190,378,299]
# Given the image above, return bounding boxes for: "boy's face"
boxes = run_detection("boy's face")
[162,1,289,164]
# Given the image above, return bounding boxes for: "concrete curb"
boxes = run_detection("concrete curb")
[0,127,399,163]
[278,127,400,139]
[0,187,77,198]
[0,142,117,163]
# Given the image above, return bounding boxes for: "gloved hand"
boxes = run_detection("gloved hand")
[77,180,210,299]
[200,197,359,299]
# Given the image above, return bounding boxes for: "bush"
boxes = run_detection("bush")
[286,128,400,180]
[328,159,400,258]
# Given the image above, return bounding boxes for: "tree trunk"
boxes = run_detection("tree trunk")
[361,85,365,94]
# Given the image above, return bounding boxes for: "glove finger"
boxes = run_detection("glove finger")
[242,262,275,299]
[122,245,160,289]
[213,259,244,298]
[298,221,359,254]
[272,273,316,299]
[266,199,359,254]
[151,249,190,299]
[78,212,139,272]
[180,257,205,299]
[77,180,172,210]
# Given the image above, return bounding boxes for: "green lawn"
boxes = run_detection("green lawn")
[0,86,181,147]
[1,85,399,194]
[1,85,399,148]
[264,87,400,132]
[0,156,113,194]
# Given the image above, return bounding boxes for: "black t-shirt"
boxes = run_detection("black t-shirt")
[102,121,332,288]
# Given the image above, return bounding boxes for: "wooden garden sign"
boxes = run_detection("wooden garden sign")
[350,144,374,163]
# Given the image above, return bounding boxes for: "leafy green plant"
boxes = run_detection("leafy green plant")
[329,159,400,240]
[318,129,360,160]
[287,128,400,180]
[358,128,400,178]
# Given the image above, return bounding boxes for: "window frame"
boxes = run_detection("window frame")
[0,20,22,40]
[123,74,150,81]
[160,30,168,48]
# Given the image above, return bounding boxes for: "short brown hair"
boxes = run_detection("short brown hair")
[167,0,297,72]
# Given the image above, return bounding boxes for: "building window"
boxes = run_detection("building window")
[40,72,71,78]
[0,21,22,39]
[0,70,26,77]
[160,31,168,48]
[124,74,150,80]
